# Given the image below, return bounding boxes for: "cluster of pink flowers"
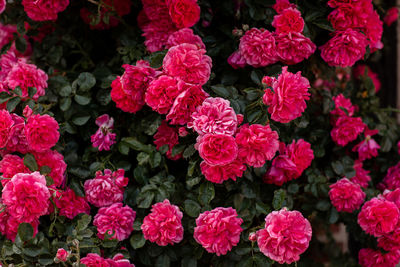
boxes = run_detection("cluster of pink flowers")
[139,0,201,52]
[256,208,312,264]
[81,0,132,30]
[141,199,183,246]
[358,189,400,266]
[262,66,311,123]
[194,207,243,256]
[80,253,135,267]
[264,139,314,186]
[91,114,116,151]
[22,0,69,21]
[329,178,365,212]
[321,0,383,67]
[330,94,366,147]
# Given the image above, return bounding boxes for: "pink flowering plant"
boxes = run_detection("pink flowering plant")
[0,0,399,266]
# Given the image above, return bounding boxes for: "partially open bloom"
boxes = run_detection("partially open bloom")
[236,124,279,167]
[194,207,243,256]
[188,97,238,136]
[330,94,356,118]
[22,0,69,21]
[197,134,238,166]
[272,8,304,33]
[154,121,181,160]
[167,0,200,29]
[257,208,312,264]
[320,29,368,67]
[84,169,129,207]
[163,43,212,85]
[263,67,311,123]
[2,172,50,222]
[55,248,69,262]
[239,28,278,67]
[141,199,184,246]
[352,128,380,161]
[227,50,247,69]
[54,188,90,219]
[166,28,205,49]
[25,113,60,152]
[329,178,365,212]
[358,248,400,267]
[91,114,116,151]
[93,203,136,241]
[384,7,399,26]
[358,197,399,237]
[351,160,371,188]
[331,116,365,147]
[273,0,296,13]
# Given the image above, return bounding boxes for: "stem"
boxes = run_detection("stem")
[381,107,400,113]
[86,0,100,5]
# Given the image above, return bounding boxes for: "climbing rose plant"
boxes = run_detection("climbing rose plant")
[0,0,398,266]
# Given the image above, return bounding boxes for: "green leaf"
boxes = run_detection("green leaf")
[272,189,286,210]
[331,161,344,176]
[137,191,155,208]
[72,115,91,126]
[15,36,27,53]
[59,97,72,111]
[155,254,170,267]
[28,87,37,98]
[75,72,96,91]
[77,214,92,231]
[184,199,201,218]
[130,233,146,249]
[122,137,153,154]
[181,257,197,267]
[74,95,91,105]
[40,165,52,175]
[329,207,339,224]
[59,85,72,97]
[210,85,230,98]
[316,200,331,211]
[24,153,38,171]
[183,144,196,159]
[6,97,21,112]
[18,223,34,241]
[198,182,215,206]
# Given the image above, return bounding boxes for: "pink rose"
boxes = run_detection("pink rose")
[6,114,29,154]
[111,77,144,113]
[2,172,50,222]
[55,248,69,262]
[145,75,182,114]
[0,109,14,148]
[93,202,136,241]
[329,178,366,212]
[257,208,312,264]
[358,197,399,237]
[197,133,238,166]
[188,97,238,136]
[200,159,246,184]
[328,1,373,30]
[263,154,298,186]
[272,8,304,33]
[275,32,316,65]
[84,169,129,207]
[350,160,371,188]
[236,124,279,167]
[80,253,110,267]
[0,0,5,14]
[383,188,400,209]
[0,154,30,187]
[166,28,205,49]
[377,228,400,252]
[384,7,399,26]
[330,94,356,118]
[22,0,69,21]
[364,10,383,52]
[167,0,200,29]
[141,199,184,246]
[320,29,368,67]
[25,113,60,152]
[54,188,90,219]
[33,150,67,187]
[91,114,116,151]
[272,0,296,14]
[227,50,247,69]
[0,211,39,241]
[163,43,212,85]
[194,207,243,256]
[352,128,380,161]
[154,120,181,160]
[358,248,400,267]
[381,162,400,191]
[331,116,365,146]
[239,28,278,67]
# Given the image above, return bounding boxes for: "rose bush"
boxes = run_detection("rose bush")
[0,0,398,266]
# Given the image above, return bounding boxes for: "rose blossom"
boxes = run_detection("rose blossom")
[0,0,5,14]
[194,207,243,256]
[331,116,365,147]
[6,114,29,154]
[377,228,400,252]
[350,160,371,188]
[0,154,30,186]
[320,29,368,67]
[364,10,383,52]
[275,32,316,65]
[263,154,298,186]
[200,159,246,184]
[197,134,238,166]
[358,248,400,267]
[381,162,400,190]
[22,0,69,21]
[383,188,400,209]
[238,28,278,67]
[111,77,144,113]
[84,169,129,207]
[111,253,135,267]
[163,43,212,85]
[0,109,14,147]
[93,202,136,241]
[145,75,182,114]
[166,28,205,49]
[54,188,90,219]
[141,199,183,246]
[80,253,110,266]
[236,124,279,168]
[167,0,200,29]
[256,208,312,264]
[263,66,311,123]
[166,83,208,125]
[188,97,238,136]
[358,197,399,237]
[273,0,296,14]
[286,139,314,176]
[327,1,373,30]
[227,50,247,69]
[330,94,356,117]
[2,172,50,222]
[25,113,60,152]
[352,128,380,161]
[153,121,181,160]
[33,150,67,187]
[384,7,399,26]
[91,114,116,151]
[55,248,69,262]
[272,8,304,33]
[0,211,39,241]
[329,178,365,212]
